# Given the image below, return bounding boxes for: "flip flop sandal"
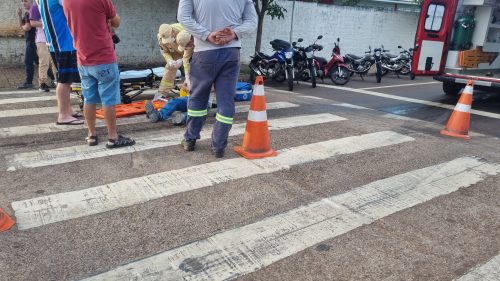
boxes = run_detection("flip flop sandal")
[85,135,98,146]
[56,119,84,125]
[72,112,84,118]
[106,135,136,149]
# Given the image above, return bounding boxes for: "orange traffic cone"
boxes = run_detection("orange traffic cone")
[441,80,474,140]
[234,76,278,159]
[0,208,15,233]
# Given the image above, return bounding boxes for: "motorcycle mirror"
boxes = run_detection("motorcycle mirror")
[337,37,340,42]
[398,45,402,48]
[298,38,303,42]
[317,35,323,40]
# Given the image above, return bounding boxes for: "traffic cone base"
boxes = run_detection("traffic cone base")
[0,208,15,233]
[234,145,277,159]
[440,129,471,140]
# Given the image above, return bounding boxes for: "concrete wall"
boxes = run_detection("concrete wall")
[0,0,177,67]
[0,0,419,67]
[113,0,178,66]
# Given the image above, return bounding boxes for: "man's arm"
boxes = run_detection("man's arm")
[182,47,193,75]
[177,0,211,41]
[30,20,43,28]
[19,11,32,31]
[109,14,120,28]
[21,21,32,31]
[232,0,258,40]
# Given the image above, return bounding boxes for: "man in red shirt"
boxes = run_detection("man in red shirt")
[63,0,134,148]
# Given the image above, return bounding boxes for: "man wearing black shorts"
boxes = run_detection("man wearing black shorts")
[39,0,83,125]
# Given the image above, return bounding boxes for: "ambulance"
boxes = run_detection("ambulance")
[412,0,500,95]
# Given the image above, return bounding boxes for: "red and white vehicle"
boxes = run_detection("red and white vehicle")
[413,0,500,95]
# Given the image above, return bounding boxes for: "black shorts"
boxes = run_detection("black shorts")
[50,51,81,84]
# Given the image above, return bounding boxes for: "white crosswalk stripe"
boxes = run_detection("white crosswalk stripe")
[5,113,345,170]
[81,156,500,281]
[0,106,80,118]
[0,95,59,105]
[455,254,500,281]
[0,89,41,95]
[0,101,298,138]
[12,131,413,230]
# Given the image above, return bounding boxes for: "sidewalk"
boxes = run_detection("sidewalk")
[0,66,35,90]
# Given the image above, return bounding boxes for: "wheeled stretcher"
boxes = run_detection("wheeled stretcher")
[71,67,182,108]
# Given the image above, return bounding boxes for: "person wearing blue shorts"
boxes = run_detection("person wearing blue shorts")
[63,0,134,148]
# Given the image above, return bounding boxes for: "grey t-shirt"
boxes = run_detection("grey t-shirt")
[177,0,258,52]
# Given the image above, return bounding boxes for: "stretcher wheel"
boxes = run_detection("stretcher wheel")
[122,95,133,104]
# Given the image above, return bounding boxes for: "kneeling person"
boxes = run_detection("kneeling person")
[145,31,196,125]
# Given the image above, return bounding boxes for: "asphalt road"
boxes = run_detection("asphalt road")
[0,75,499,281]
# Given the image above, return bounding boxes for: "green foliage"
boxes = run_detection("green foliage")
[253,0,287,18]
[266,1,287,19]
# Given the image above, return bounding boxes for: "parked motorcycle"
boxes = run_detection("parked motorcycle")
[249,39,295,91]
[292,35,323,88]
[381,45,415,80]
[314,37,350,85]
[343,46,376,79]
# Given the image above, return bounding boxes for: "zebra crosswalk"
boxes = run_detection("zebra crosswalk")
[82,157,500,281]
[0,88,498,281]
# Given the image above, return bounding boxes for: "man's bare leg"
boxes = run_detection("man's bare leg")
[103,106,118,140]
[56,83,79,123]
[84,104,97,137]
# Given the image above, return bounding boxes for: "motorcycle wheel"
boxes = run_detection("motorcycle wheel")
[274,69,286,83]
[287,67,294,91]
[310,66,317,88]
[330,66,351,86]
[376,68,382,83]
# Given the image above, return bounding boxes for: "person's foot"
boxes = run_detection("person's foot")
[56,118,84,125]
[17,83,33,89]
[171,111,186,125]
[39,83,50,92]
[85,135,98,146]
[106,135,136,149]
[212,149,224,158]
[181,139,196,151]
[145,101,160,123]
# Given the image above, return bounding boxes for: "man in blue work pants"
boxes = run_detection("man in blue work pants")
[182,48,240,158]
[178,0,257,158]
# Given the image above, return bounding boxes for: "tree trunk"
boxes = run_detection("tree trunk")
[255,13,265,53]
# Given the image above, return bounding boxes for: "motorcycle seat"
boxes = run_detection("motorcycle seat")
[384,53,398,58]
[346,53,363,60]
[314,56,328,65]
